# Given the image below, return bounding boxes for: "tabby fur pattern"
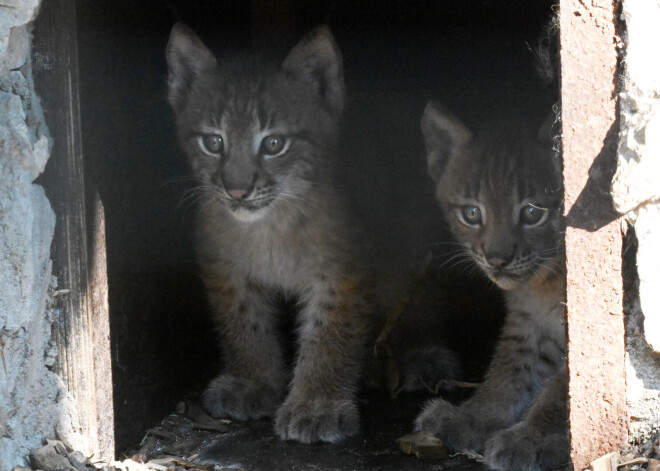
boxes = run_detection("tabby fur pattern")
[166,24,372,444]
[415,102,568,471]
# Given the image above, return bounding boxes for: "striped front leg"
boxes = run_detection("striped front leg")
[274,272,371,443]
[202,275,288,420]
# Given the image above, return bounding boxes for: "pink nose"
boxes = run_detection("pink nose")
[488,257,507,268]
[227,189,248,200]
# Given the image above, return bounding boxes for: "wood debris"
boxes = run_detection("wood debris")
[587,432,660,471]
[588,452,620,471]
[18,400,236,471]
[397,431,450,460]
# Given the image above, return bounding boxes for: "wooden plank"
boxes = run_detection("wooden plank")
[559,0,627,469]
[32,0,114,460]
[88,190,114,459]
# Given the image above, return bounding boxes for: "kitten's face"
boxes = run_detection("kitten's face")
[166,24,344,222]
[422,103,562,290]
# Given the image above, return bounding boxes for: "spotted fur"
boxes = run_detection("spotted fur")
[415,102,569,471]
[166,23,372,443]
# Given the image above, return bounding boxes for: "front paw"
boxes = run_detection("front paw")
[202,374,283,421]
[484,427,568,471]
[414,399,494,453]
[274,397,359,444]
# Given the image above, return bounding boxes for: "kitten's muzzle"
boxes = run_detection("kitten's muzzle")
[222,176,257,201]
[483,243,517,269]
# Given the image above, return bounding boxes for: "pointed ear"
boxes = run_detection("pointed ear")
[282,26,345,115]
[421,101,472,182]
[166,23,218,112]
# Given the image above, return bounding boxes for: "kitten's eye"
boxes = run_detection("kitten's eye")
[460,206,483,226]
[260,135,287,158]
[199,134,224,156]
[520,204,548,226]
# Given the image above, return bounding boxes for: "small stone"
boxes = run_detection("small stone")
[30,441,77,471]
[68,450,87,468]
[175,401,186,415]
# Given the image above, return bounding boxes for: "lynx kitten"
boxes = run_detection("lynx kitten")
[166,24,372,444]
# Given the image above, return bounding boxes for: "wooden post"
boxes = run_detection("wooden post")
[559,0,627,469]
[32,0,115,460]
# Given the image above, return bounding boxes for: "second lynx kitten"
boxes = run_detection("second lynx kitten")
[166,24,372,444]
[416,102,568,471]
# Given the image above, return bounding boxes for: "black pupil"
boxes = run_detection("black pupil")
[204,134,222,153]
[463,206,481,224]
[263,135,283,154]
[522,205,543,224]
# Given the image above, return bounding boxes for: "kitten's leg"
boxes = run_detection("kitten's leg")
[415,310,564,453]
[275,273,370,443]
[484,369,569,471]
[202,275,287,420]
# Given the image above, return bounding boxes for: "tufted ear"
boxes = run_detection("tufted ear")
[421,101,472,183]
[282,26,345,115]
[166,23,218,113]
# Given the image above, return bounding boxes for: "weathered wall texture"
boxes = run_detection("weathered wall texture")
[0,1,86,468]
[613,0,660,442]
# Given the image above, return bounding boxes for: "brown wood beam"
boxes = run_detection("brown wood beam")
[32,0,114,460]
[559,0,627,469]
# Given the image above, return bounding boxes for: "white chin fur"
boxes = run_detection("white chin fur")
[229,207,269,222]
[491,276,521,290]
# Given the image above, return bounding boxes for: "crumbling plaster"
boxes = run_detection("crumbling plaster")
[0,1,85,469]
[613,0,660,442]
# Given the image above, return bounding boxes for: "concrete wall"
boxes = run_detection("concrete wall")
[0,2,87,468]
[613,0,660,442]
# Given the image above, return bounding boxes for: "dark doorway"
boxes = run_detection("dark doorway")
[74,0,555,457]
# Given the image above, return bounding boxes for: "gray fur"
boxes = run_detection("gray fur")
[415,102,569,471]
[166,24,370,444]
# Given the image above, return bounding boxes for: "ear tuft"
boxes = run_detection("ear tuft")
[421,102,472,182]
[282,26,345,115]
[166,23,218,112]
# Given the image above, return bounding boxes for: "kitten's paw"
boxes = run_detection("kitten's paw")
[202,375,282,421]
[274,397,359,444]
[484,427,569,471]
[414,399,493,453]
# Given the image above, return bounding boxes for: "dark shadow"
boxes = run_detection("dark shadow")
[565,120,621,231]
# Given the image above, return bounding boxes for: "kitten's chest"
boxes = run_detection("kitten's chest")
[199,208,345,291]
[506,272,566,344]
[241,230,321,286]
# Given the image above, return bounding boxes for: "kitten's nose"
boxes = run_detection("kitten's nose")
[483,243,515,268]
[227,188,248,200]
[487,256,507,268]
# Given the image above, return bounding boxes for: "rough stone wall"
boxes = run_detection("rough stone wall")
[613,0,660,442]
[0,1,84,468]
